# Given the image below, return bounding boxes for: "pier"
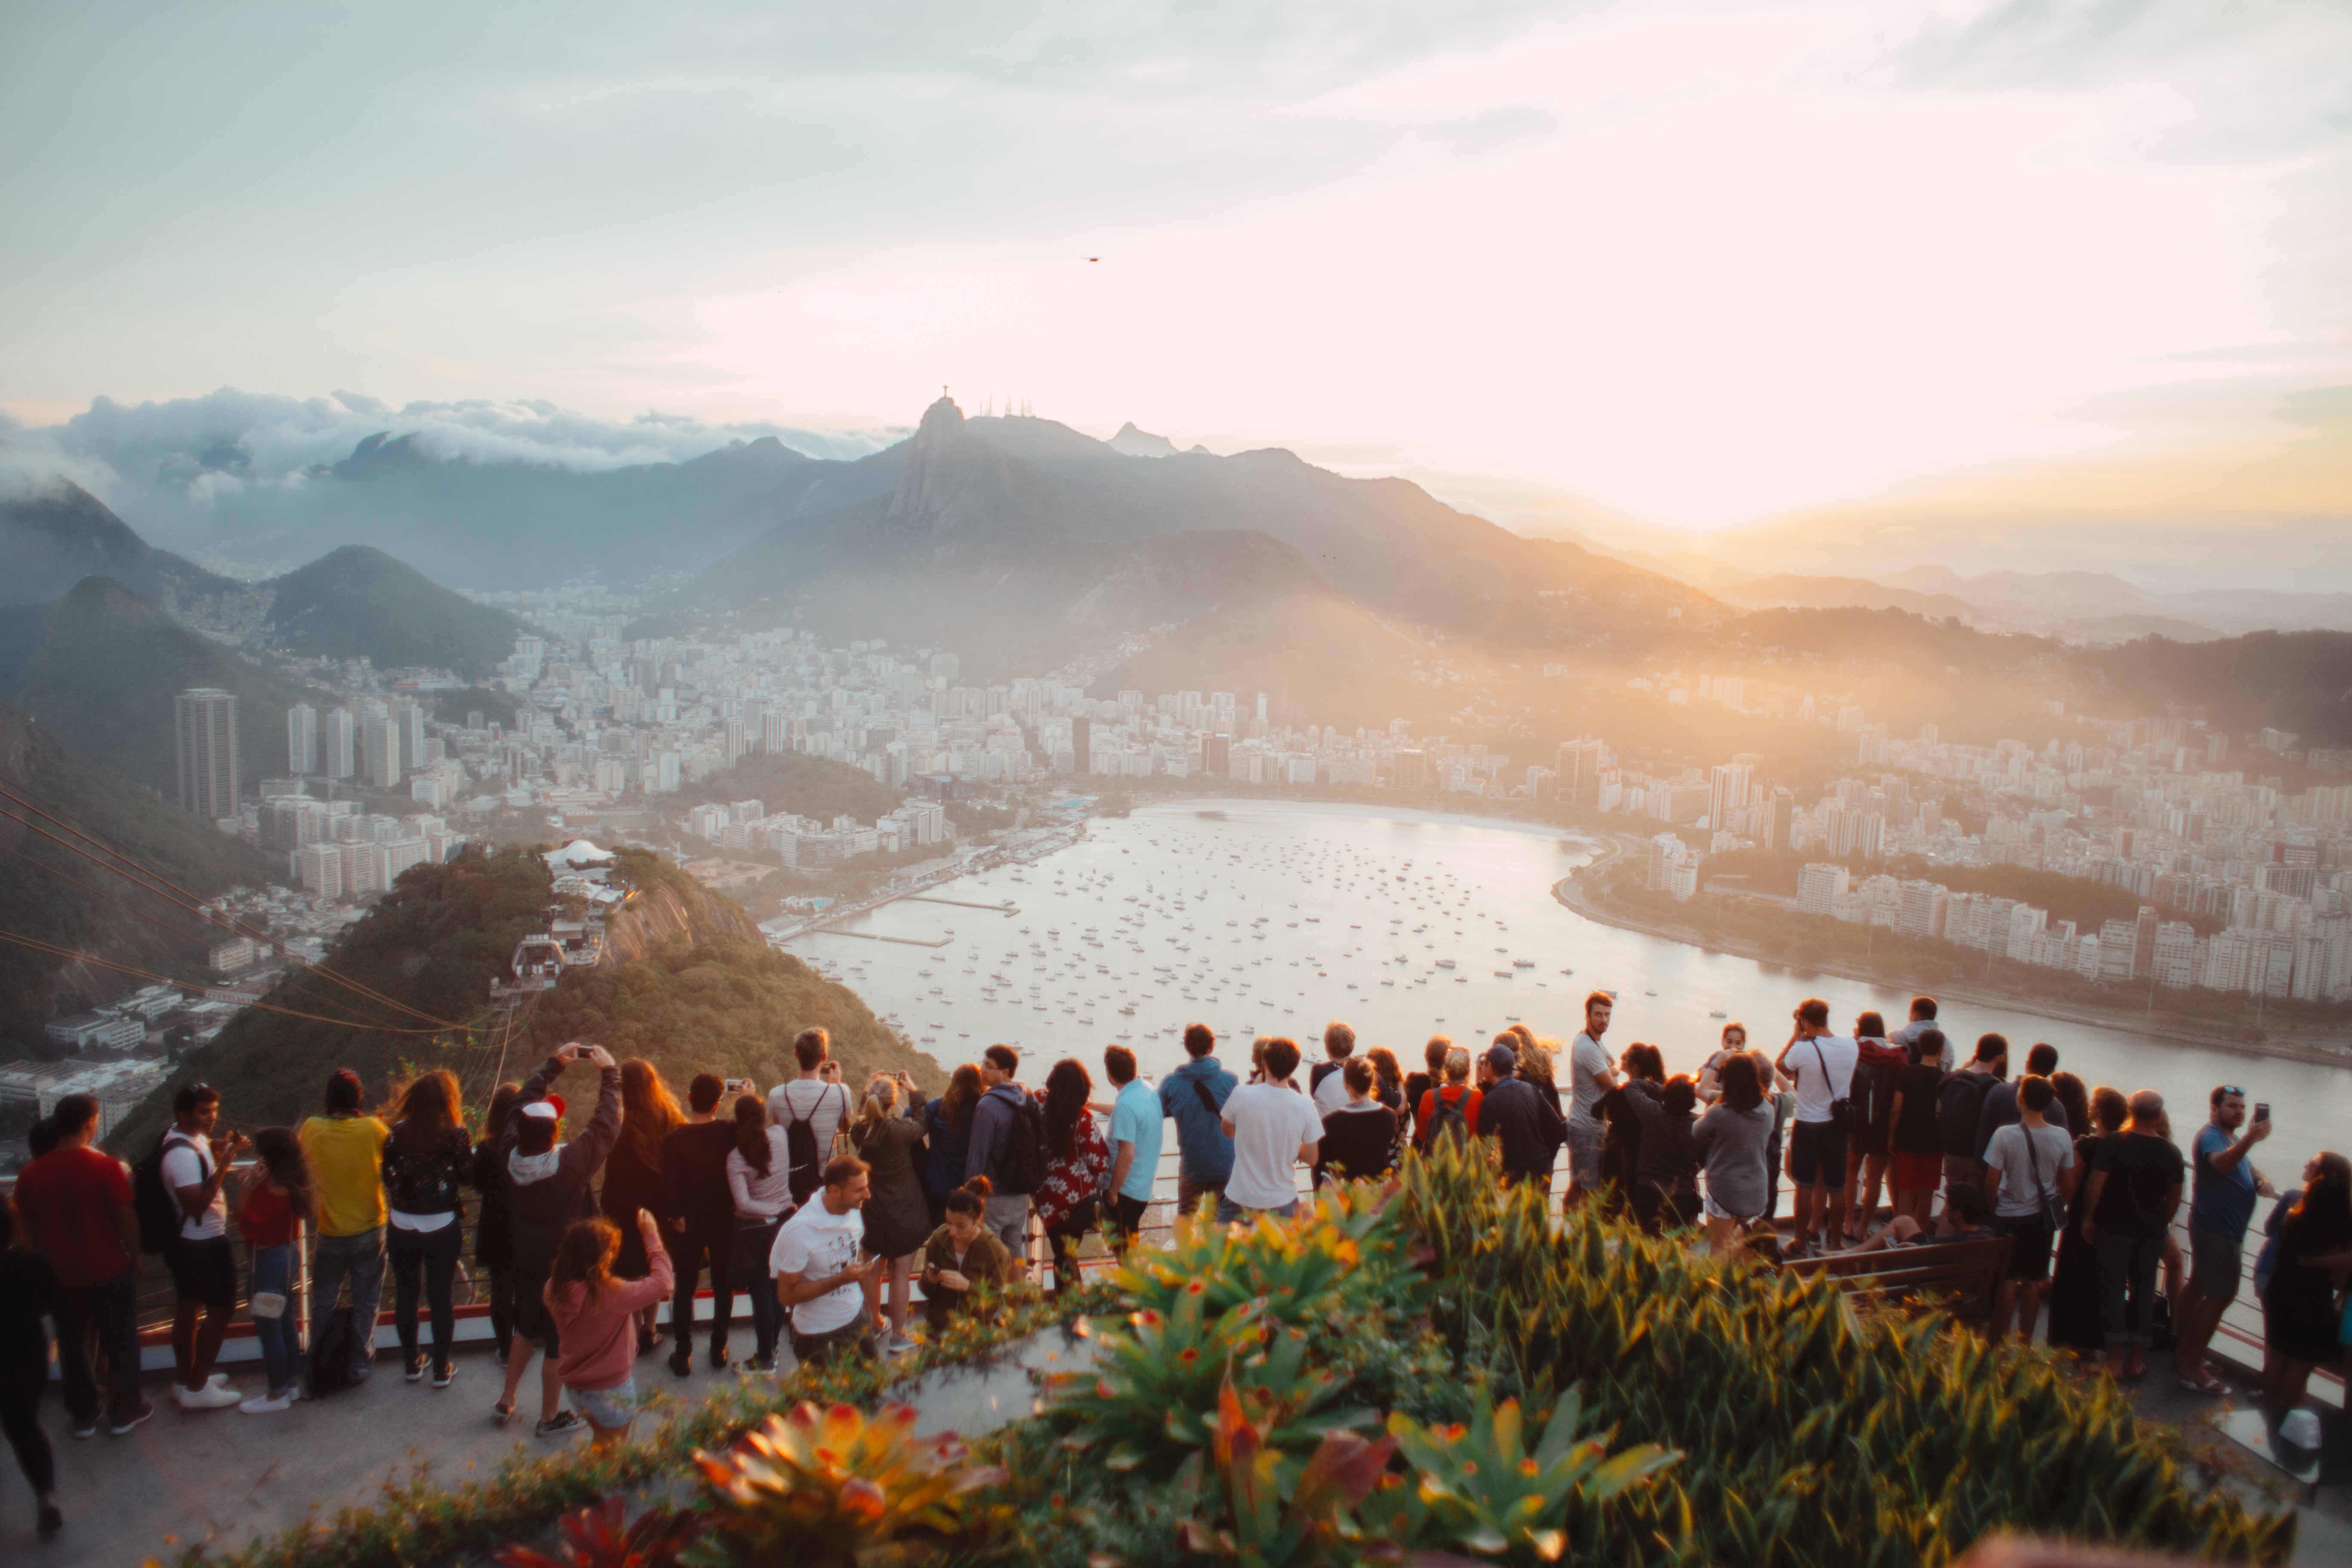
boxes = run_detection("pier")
[812,929,953,948]
[902,895,1018,913]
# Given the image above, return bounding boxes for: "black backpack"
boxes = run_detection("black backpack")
[309,1307,358,1397]
[781,1085,845,1206]
[1849,1057,1896,1135]
[1309,1061,1341,1096]
[1421,1089,1472,1154]
[995,1096,1048,1197]
[1937,1073,1992,1157]
[131,1133,186,1255]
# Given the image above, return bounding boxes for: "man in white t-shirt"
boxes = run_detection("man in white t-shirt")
[1216,1038,1323,1224]
[1564,993,1621,1208]
[768,1027,853,1202]
[1310,1022,1357,1116]
[1774,998,1858,1256]
[772,1152,882,1366]
[159,1083,246,1409]
[1981,1074,2075,1345]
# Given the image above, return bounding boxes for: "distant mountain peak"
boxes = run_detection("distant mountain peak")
[890,396,976,521]
[1108,422,1181,458]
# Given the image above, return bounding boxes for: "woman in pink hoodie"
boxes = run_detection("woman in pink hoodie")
[544,1209,673,1449]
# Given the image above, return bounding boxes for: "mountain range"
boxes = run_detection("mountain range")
[1549,528,2352,644]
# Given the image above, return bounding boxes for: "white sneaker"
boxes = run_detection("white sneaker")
[206,1372,231,1387]
[175,1382,242,1410]
[239,1391,294,1415]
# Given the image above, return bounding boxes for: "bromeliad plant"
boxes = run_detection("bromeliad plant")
[1115,1182,1430,1335]
[1172,1369,1402,1568]
[493,1495,698,1568]
[1358,1387,1678,1561]
[1046,1294,1375,1476]
[685,1402,1004,1568]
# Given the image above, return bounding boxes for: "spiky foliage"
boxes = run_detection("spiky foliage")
[686,1402,1004,1568]
[492,1494,697,1568]
[1396,1139,2297,1566]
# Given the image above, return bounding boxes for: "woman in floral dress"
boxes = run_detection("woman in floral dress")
[1033,1058,1110,1297]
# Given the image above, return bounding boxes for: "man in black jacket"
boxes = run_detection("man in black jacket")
[492,1043,621,1437]
[1475,1042,1565,1191]
[659,1072,740,1377]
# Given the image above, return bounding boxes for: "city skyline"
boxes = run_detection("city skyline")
[4,3,2350,590]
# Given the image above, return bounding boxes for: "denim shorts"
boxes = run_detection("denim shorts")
[567,1378,638,1430]
[1563,1117,1603,1185]
[2187,1223,2243,1305]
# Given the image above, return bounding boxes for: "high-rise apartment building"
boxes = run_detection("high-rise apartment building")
[1553,738,1605,807]
[1706,763,1752,834]
[360,711,402,789]
[323,708,355,780]
[175,689,239,822]
[288,703,318,774]
[1796,862,1850,917]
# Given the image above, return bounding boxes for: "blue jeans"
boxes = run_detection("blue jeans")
[1213,1197,1298,1225]
[732,1219,782,1363]
[311,1227,386,1378]
[248,1244,299,1395]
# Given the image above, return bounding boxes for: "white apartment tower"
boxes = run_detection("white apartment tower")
[323,707,356,780]
[288,703,318,775]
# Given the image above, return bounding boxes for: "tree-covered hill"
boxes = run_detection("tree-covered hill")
[665,749,902,824]
[112,843,935,1150]
[263,544,532,679]
[0,576,319,798]
[0,698,278,1059]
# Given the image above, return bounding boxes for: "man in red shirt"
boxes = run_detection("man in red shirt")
[13,1093,150,1436]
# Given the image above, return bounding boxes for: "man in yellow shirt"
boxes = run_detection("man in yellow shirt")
[299,1068,390,1389]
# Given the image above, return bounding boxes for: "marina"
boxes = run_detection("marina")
[775,797,2351,1188]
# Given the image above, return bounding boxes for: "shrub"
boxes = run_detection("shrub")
[1044,1296,1373,1477]
[686,1402,1003,1568]
[1396,1140,2296,1567]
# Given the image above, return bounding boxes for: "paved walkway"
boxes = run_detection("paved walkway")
[0,1344,759,1565]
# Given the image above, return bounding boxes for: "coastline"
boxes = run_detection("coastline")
[1549,845,2352,1071]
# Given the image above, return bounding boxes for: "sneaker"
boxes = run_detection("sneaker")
[706,1346,731,1372]
[206,1372,232,1387]
[493,1399,517,1425]
[175,1382,242,1410]
[496,1345,511,1370]
[405,1355,428,1382]
[887,1334,920,1356]
[534,1409,585,1439]
[240,1391,295,1415]
[431,1362,456,1390]
[107,1401,155,1436]
[71,1421,98,1440]
[668,1347,693,1379]
[37,1501,62,1535]
[736,1354,778,1377]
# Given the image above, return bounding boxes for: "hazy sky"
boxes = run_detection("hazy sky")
[4,1,2349,587]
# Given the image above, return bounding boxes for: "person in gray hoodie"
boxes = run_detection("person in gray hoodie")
[962,1045,1035,1262]
[1693,1053,1774,1257]
[492,1044,621,1437]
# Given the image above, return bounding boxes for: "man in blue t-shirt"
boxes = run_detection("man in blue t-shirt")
[2175,1084,2273,1394]
[1158,1023,1237,1221]
[1103,1044,1162,1245]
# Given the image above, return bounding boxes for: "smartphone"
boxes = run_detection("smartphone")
[2254,1102,2270,1125]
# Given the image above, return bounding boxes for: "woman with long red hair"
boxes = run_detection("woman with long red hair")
[600,1059,684,1355]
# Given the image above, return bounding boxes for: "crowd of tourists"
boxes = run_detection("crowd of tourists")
[3,993,2349,1540]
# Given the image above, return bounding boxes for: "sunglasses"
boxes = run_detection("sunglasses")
[2219,1087,2244,1099]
